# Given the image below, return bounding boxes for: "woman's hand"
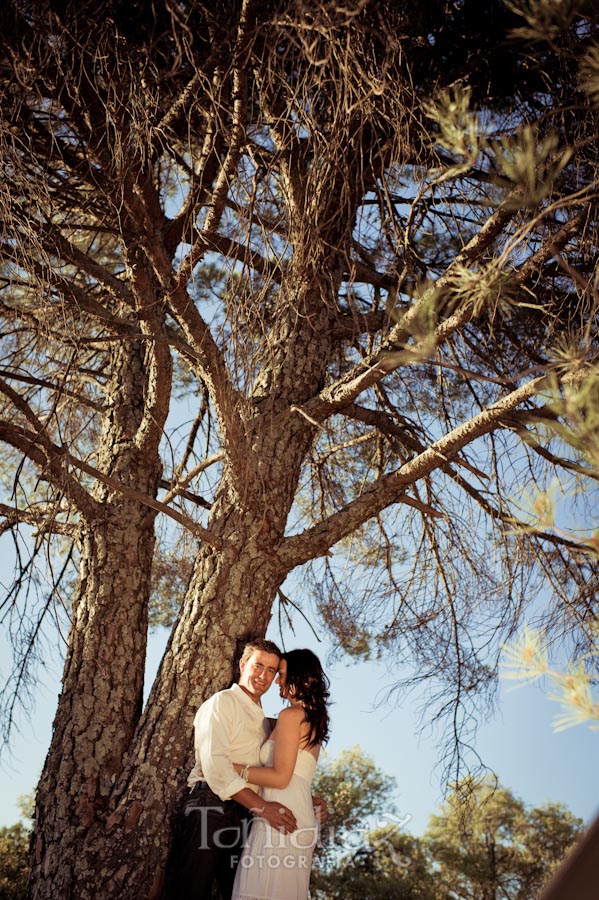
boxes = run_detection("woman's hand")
[232,762,244,774]
[313,795,328,824]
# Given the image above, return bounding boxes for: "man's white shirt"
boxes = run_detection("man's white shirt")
[188,683,271,801]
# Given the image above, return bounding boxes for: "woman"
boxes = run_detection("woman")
[231,648,330,900]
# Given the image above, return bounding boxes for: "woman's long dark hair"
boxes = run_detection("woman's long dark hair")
[283,649,330,748]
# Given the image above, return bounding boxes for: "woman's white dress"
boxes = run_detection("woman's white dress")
[231,739,319,900]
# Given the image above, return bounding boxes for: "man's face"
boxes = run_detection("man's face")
[238,650,280,701]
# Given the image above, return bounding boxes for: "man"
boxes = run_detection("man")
[164,638,296,900]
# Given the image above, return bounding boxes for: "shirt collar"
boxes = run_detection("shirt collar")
[231,682,265,717]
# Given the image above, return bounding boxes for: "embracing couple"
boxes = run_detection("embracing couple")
[164,638,330,900]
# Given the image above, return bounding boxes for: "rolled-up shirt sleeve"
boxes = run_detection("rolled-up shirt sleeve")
[195,693,247,801]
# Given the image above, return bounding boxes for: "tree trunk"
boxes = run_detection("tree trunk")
[97,379,324,892]
[29,333,170,899]
[29,389,322,898]
[30,503,159,899]
[95,538,288,896]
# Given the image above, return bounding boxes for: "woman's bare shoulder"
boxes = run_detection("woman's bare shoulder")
[276,705,305,725]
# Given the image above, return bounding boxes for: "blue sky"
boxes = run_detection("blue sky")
[1,587,598,835]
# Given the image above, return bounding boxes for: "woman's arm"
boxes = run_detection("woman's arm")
[240,707,304,790]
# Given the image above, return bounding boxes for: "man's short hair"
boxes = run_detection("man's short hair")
[239,638,282,666]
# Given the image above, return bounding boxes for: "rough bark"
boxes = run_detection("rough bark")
[31,506,157,897]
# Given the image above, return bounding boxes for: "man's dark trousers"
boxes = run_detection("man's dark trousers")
[163,782,252,900]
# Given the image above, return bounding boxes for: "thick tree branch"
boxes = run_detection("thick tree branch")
[64,452,220,547]
[0,256,137,336]
[293,202,518,423]
[164,120,225,255]
[0,368,104,412]
[332,309,395,341]
[36,221,133,305]
[173,2,254,288]
[0,380,213,541]
[279,375,546,568]
[0,501,77,537]
[0,418,97,517]
[202,231,283,282]
[342,402,487,479]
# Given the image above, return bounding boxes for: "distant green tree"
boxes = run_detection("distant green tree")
[311,745,398,869]
[313,827,445,900]
[311,746,441,899]
[0,795,33,900]
[0,824,29,900]
[311,763,583,900]
[425,778,584,900]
